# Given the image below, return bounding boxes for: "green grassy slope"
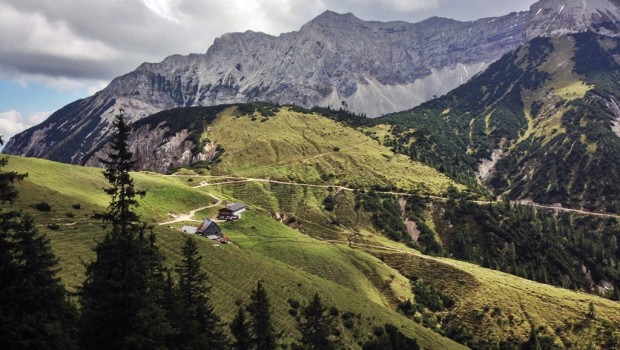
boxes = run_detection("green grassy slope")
[4,155,620,349]
[208,106,456,194]
[358,245,620,349]
[2,155,463,349]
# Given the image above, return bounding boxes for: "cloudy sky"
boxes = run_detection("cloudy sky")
[0,0,538,145]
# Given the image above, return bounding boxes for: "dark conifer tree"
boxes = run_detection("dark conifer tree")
[247,280,276,350]
[230,305,251,350]
[0,136,77,349]
[78,113,171,349]
[172,236,227,349]
[294,293,340,350]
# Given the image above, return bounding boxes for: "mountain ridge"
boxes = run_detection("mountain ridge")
[3,9,529,162]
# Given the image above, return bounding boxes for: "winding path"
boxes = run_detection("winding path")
[158,193,222,225]
[183,175,620,219]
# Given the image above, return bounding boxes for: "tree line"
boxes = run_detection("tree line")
[0,116,418,349]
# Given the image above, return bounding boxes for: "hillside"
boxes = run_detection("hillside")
[3,155,620,349]
[84,104,459,195]
[2,155,462,350]
[379,33,620,213]
[64,100,620,299]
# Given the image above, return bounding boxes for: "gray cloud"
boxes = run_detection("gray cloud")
[0,0,537,90]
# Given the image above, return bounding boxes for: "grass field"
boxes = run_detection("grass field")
[3,154,619,349]
[208,107,458,194]
[1,155,465,349]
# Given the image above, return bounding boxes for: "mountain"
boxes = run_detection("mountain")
[379,32,620,212]
[0,4,534,163]
[5,0,620,169]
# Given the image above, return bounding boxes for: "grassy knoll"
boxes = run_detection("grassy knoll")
[209,107,457,194]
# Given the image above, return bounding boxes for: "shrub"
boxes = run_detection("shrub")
[287,298,300,309]
[47,223,60,230]
[34,202,52,212]
[72,203,81,210]
[323,194,335,211]
[329,306,339,316]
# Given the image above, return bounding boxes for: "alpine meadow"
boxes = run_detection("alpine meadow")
[2,0,620,349]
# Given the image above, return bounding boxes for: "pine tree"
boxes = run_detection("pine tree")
[0,137,26,203]
[587,301,596,319]
[247,280,276,350]
[172,236,227,349]
[162,271,181,348]
[295,293,340,350]
[78,113,171,349]
[0,136,77,349]
[230,305,252,350]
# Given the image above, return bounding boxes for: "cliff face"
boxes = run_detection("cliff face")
[83,123,216,173]
[5,0,620,164]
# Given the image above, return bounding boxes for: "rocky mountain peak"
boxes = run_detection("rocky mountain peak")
[526,0,620,39]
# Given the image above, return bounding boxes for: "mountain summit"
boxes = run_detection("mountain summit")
[527,0,620,39]
[4,0,620,165]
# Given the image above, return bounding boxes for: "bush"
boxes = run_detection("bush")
[65,212,75,218]
[323,194,336,212]
[72,203,81,210]
[47,223,60,230]
[287,298,300,309]
[329,306,339,316]
[342,318,354,329]
[34,202,52,212]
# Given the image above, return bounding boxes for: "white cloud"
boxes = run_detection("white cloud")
[7,73,111,94]
[342,0,440,12]
[142,0,181,23]
[0,109,52,143]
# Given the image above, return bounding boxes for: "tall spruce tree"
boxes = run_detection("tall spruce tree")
[294,293,340,350]
[230,305,251,350]
[78,114,171,349]
[0,136,77,349]
[171,236,227,349]
[247,280,276,350]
